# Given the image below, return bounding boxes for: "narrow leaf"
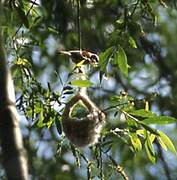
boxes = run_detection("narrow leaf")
[136,129,145,136]
[71,80,93,87]
[47,27,58,34]
[145,101,149,111]
[70,144,81,167]
[37,110,44,128]
[158,137,167,151]
[15,58,31,67]
[127,118,138,128]
[145,140,156,164]
[99,47,113,71]
[99,70,105,84]
[128,36,137,48]
[158,131,176,154]
[143,116,177,125]
[55,117,62,135]
[130,134,142,152]
[149,134,156,143]
[140,123,159,136]
[115,46,128,76]
[47,82,51,92]
[15,6,29,28]
[130,109,156,118]
[145,132,156,164]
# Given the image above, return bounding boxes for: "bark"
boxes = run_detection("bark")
[0,3,29,178]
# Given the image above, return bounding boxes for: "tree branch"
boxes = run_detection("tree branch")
[0,3,28,179]
[156,141,172,180]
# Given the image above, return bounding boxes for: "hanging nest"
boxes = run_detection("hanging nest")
[61,93,106,147]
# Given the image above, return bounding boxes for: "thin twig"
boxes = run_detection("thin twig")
[29,0,39,6]
[130,0,140,18]
[76,0,88,95]
[12,0,37,40]
[77,0,82,50]
[156,141,172,180]
[98,145,104,180]
[102,151,129,180]
[103,102,129,112]
[87,161,93,180]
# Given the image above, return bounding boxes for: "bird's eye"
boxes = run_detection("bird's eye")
[90,55,99,62]
[82,51,89,58]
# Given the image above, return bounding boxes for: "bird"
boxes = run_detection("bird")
[58,50,99,65]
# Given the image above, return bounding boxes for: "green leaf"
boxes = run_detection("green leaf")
[158,131,176,154]
[145,141,156,164]
[15,58,32,67]
[37,110,44,128]
[47,27,58,34]
[130,109,156,118]
[145,133,156,164]
[70,80,93,87]
[46,117,54,128]
[145,101,149,111]
[116,19,124,24]
[15,6,29,28]
[143,116,177,125]
[55,117,62,135]
[70,144,81,167]
[127,22,143,37]
[99,47,113,71]
[136,129,145,136]
[130,134,142,152]
[149,134,156,143]
[99,70,104,84]
[140,123,159,136]
[99,47,114,83]
[128,36,137,48]
[127,118,138,128]
[115,46,128,76]
[70,143,76,156]
[158,137,167,151]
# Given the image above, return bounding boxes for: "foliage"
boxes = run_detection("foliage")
[1,0,177,179]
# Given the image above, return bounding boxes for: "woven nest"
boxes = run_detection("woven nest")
[61,93,105,147]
